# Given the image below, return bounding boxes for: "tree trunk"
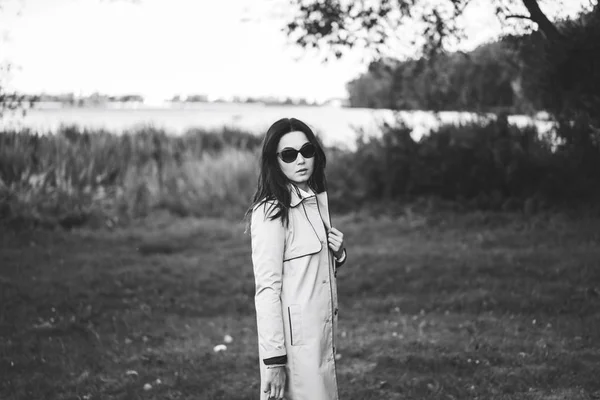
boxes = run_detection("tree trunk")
[521,0,563,41]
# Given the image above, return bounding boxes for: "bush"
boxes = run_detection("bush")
[327,117,600,212]
[2,119,599,229]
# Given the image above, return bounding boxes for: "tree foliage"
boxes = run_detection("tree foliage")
[287,0,600,208]
[285,0,571,59]
[515,8,600,127]
[346,40,521,112]
[287,0,600,136]
[0,64,27,120]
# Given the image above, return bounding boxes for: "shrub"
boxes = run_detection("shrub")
[327,117,600,212]
[2,118,599,229]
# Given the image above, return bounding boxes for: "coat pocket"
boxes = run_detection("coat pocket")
[288,304,304,346]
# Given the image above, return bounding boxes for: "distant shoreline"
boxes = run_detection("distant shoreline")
[1,104,556,151]
[28,101,344,110]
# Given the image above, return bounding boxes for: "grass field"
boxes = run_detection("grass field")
[1,209,599,400]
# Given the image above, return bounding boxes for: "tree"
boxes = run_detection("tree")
[0,64,27,120]
[346,39,526,112]
[0,1,21,119]
[284,0,580,59]
[286,1,600,135]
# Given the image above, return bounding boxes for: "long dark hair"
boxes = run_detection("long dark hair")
[245,117,327,227]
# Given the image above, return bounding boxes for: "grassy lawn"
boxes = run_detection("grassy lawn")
[1,210,599,400]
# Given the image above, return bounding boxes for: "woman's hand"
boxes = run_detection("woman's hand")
[327,227,345,259]
[263,366,286,399]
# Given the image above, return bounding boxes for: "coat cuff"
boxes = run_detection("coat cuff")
[263,355,287,365]
[335,248,347,268]
[261,348,287,360]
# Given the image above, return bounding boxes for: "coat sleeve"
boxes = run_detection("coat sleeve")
[251,202,287,361]
[335,248,347,268]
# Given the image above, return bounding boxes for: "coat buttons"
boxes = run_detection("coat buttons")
[334,308,338,316]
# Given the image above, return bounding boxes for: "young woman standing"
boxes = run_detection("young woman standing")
[246,117,347,400]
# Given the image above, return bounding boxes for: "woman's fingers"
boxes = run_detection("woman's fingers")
[264,369,285,399]
[328,229,344,253]
[330,226,342,235]
[328,231,341,241]
[329,243,342,257]
[330,227,344,239]
[328,238,341,250]
[328,231,343,242]
[264,379,277,399]
[267,383,284,400]
[328,228,344,246]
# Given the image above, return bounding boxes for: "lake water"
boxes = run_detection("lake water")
[1,102,554,149]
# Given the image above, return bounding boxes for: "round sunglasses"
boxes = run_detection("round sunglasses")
[276,142,316,163]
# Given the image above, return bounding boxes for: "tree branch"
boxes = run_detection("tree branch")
[505,14,533,21]
[521,0,563,41]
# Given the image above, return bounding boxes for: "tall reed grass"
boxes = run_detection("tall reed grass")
[0,125,262,228]
[2,118,599,229]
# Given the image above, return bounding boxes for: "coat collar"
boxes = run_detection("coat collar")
[289,184,315,208]
[288,184,332,231]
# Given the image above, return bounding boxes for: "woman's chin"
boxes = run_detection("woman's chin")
[291,178,310,188]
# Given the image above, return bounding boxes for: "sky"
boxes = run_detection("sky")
[0,0,593,103]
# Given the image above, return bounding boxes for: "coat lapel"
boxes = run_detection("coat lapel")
[316,191,332,231]
[282,185,335,262]
[289,184,332,231]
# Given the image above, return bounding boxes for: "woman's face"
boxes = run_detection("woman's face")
[276,131,314,188]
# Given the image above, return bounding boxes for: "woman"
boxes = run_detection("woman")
[246,118,347,400]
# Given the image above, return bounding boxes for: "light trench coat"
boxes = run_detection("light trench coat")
[250,186,345,400]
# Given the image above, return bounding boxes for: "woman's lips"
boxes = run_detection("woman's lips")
[297,169,308,174]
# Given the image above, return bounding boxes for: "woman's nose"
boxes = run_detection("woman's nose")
[297,154,306,164]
